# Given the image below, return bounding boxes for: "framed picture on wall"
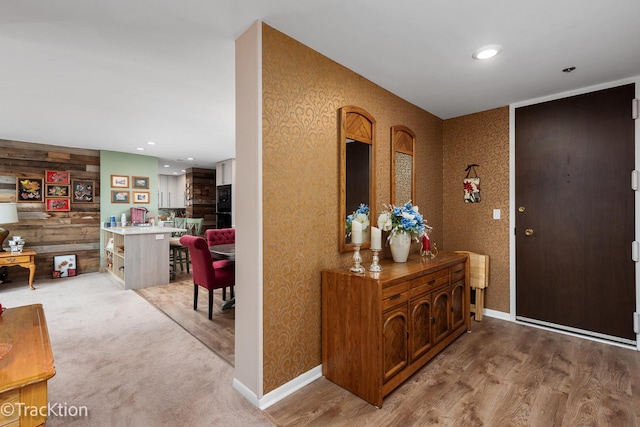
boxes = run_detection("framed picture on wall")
[111,190,130,203]
[16,177,44,202]
[46,198,71,211]
[72,180,94,203]
[52,254,77,278]
[46,184,70,198]
[111,175,129,188]
[45,170,70,184]
[132,176,149,189]
[132,191,150,204]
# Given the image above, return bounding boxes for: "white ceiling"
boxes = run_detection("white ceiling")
[1,1,640,175]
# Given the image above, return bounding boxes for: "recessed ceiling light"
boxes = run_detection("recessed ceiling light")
[163,164,170,168]
[147,141,156,145]
[187,157,194,161]
[181,169,186,173]
[472,45,502,60]
[136,147,145,151]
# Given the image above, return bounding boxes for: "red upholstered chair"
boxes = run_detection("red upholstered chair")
[179,235,235,319]
[205,228,236,300]
[205,228,235,246]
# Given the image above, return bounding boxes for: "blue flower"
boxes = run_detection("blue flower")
[377,201,427,239]
[345,203,370,235]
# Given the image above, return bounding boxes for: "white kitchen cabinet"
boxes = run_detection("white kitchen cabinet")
[158,174,185,208]
[216,159,235,186]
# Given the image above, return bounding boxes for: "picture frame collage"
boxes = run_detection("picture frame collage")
[110,175,149,204]
[17,170,96,211]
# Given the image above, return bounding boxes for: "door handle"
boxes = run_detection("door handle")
[525,228,534,236]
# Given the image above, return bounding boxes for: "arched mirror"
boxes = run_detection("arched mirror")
[339,106,376,252]
[391,125,415,206]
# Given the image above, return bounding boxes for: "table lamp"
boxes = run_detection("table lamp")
[0,203,19,252]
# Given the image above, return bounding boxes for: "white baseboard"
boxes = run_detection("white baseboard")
[482,308,510,321]
[233,365,323,410]
[232,377,261,408]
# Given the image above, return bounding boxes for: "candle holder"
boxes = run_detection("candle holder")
[369,249,382,272]
[350,245,365,274]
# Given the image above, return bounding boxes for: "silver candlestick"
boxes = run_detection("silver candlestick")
[350,245,365,274]
[369,249,382,272]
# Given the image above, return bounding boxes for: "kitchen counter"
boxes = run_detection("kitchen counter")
[102,225,187,235]
[102,226,187,289]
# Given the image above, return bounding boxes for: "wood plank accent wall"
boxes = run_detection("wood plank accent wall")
[0,139,101,283]
[185,167,216,232]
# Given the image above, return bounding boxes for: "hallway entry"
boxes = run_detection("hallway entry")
[515,83,636,343]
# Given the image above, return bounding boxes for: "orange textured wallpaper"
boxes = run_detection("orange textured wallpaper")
[261,24,443,393]
[442,106,510,312]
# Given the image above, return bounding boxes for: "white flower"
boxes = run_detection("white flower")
[378,212,392,231]
[354,212,369,229]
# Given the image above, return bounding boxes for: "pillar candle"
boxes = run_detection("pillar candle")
[352,220,363,244]
[371,226,382,250]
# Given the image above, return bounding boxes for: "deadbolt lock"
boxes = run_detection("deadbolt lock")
[525,228,534,236]
[518,206,525,213]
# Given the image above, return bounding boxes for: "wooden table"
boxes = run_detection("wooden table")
[0,250,36,290]
[209,243,235,261]
[0,304,56,426]
[209,244,235,309]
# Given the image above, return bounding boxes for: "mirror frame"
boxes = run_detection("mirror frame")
[339,106,376,253]
[390,125,416,206]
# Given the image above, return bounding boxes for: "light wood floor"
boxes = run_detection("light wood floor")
[264,317,640,426]
[135,271,235,365]
[136,274,640,426]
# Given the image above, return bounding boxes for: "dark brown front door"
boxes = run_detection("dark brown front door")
[515,84,636,342]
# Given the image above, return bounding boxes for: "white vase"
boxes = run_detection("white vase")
[389,231,412,263]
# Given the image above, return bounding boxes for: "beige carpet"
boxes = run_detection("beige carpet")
[0,273,272,426]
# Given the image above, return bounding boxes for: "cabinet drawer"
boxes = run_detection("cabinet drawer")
[450,262,466,282]
[410,268,449,296]
[382,282,409,311]
[0,255,30,265]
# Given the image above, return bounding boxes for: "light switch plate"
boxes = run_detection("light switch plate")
[493,209,501,220]
[155,234,164,240]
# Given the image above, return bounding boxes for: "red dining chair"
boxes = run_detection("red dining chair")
[205,228,235,300]
[179,235,235,319]
[205,228,235,246]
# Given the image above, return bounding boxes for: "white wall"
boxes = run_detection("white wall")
[233,20,264,404]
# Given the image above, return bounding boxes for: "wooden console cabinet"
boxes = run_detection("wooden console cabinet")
[321,252,470,407]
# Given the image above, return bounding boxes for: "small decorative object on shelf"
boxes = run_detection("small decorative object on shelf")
[421,225,437,259]
[369,226,382,272]
[350,221,365,273]
[350,244,365,274]
[8,236,25,254]
[378,201,426,263]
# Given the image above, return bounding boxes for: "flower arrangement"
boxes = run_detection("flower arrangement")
[377,201,425,240]
[345,203,370,236]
